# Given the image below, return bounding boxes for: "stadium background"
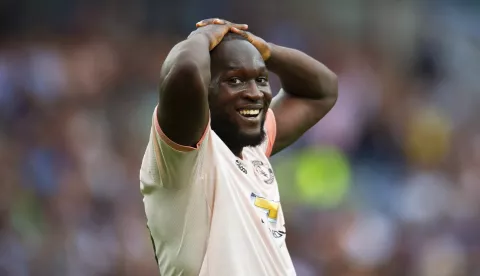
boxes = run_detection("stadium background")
[1,0,480,275]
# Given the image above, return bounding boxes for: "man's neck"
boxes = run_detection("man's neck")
[229,146,244,159]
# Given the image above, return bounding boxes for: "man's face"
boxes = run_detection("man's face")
[209,39,272,151]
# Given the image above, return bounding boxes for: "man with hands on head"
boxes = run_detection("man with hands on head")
[139,18,337,276]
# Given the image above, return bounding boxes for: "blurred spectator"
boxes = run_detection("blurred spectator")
[1,1,480,275]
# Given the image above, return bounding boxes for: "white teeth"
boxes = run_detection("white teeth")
[239,109,260,116]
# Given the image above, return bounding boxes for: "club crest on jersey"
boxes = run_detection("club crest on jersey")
[252,160,274,184]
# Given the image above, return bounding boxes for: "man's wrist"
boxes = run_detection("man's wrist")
[187,32,213,49]
[264,42,276,61]
[265,42,280,65]
[188,32,209,43]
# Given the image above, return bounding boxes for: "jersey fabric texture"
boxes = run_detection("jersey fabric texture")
[140,107,296,276]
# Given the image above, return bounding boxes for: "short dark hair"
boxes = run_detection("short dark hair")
[210,31,249,56]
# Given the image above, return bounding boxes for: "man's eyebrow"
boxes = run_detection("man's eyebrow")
[224,63,244,71]
[224,64,267,71]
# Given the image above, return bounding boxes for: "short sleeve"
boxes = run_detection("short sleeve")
[264,109,277,157]
[139,106,210,192]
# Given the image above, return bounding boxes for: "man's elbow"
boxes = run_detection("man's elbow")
[327,71,338,98]
[316,70,338,105]
[161,41,211,84]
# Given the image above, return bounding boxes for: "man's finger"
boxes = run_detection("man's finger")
[232,24,248,30]
[230,27,256,45]
[196,18,222,27]
[196,19,248,30]
[230,27,249,37]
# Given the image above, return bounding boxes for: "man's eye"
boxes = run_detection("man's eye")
[256,77,268,84]
[228,77,242,85]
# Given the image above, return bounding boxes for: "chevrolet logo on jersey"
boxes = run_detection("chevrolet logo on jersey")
[251,193,279,222]
[251,193,286,247]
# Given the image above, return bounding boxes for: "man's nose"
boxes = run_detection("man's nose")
[243,81,263,101]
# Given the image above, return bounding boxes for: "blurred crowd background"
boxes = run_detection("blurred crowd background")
[1,0,480,275]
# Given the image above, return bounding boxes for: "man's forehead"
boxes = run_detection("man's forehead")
[223,58,265,71]
[213,40,265,70]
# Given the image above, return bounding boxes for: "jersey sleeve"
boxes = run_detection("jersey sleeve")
[139,106,210,193]
[264,108,277,157]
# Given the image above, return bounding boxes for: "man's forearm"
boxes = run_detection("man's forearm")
[157,33,213,146]
[265,43,337,100]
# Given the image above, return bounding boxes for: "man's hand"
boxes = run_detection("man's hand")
[194,18,271,60]
[229,27,271,61]
[196,18,248,29]
[189,18,248,51]
[187,24,230,51]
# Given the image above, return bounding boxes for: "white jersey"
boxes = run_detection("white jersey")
[139,107,296,276]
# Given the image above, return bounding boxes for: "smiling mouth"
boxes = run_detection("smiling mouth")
[238,108,262,118]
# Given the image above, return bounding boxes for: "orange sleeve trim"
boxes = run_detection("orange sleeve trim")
[265,108,277,157]
[153,106,209,152]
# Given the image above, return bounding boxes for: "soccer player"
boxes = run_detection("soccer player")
[140,18,337,275]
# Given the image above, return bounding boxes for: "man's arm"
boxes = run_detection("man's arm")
[158,22,245,147]
[228,26,338,155]
[266,44,338,155]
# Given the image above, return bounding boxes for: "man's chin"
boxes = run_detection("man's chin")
[210,114,266,149]
[237,130,266,148]
[214,127,266,150]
